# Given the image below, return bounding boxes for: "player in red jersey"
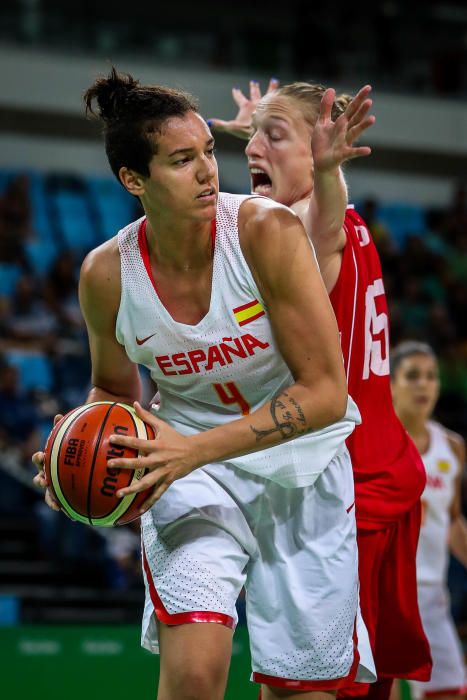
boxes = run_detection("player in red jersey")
[210,80,432,700]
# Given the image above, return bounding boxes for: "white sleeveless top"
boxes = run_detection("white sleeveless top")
[116,192,361,488]
[416,421,459,584]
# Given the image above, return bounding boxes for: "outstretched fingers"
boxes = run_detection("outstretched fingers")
[249,80,262,103]
[346,115,376,147]
[318,87,336,124]
[32,450,61,510]
[207,118,232,133]
[232,86,250,108]
[117,467,170,501]
[345,84,372,123]
[347,98,373,131]
[346,146,372,161]
[266,77,280,94]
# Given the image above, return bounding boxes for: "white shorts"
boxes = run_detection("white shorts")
[141,448,376,690]
[410,583,466,697]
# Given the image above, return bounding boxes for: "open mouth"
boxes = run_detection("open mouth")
[196,187,216,200]
[250,168,272,196]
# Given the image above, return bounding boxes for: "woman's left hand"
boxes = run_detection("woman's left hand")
[107,401,201,512]
[312,85,375,173]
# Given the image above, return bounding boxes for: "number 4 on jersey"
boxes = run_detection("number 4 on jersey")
[213,382,250,415]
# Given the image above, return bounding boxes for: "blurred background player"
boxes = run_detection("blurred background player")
[33,68,376,700]
[209,80,432,700]
[391,340,467,700]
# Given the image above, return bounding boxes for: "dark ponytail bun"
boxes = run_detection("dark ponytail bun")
[84,67,140,122]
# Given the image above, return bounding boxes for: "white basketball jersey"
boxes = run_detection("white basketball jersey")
[416,421,459,584]
[116,192,360,488]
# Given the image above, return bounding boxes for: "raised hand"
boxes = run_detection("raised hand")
[312,85,375,173]
[207,78,279,140]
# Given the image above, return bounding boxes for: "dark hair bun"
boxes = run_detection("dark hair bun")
[84,67,140,122]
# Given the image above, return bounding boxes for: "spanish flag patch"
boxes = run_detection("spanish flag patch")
[437,460,450,473]
[233,299,265,326]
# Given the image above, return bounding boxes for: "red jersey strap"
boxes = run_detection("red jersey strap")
[138,217,217,296]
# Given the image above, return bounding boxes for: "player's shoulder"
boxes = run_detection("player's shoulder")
[344,206,371,234]
[238,196,305,248]
[445,427,465,465]
[433,421,466,464]
[79,235,121,311]
[81,235,120,283]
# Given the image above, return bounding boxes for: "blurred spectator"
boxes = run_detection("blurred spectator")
[43,250,85,335]
[3,274,58,348]
[102,521,143,590]
[398,278,430,334]
[0,174,33,241]
[46,342,91,412]
[0,216,31,272]
[425,302,457,352]
[0,359,41,464]
[446,232,467,284]
[441,182,467,243]
[436,343,467,436]
[448,282,467,345]
[360,197,392,248]
[34,500,117,587]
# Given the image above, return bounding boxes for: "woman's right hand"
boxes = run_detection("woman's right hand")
[32,414,64,511]
[207,78,279,140]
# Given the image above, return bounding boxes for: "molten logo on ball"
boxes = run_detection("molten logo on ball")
[101,424,130,497]
[44,402,155,527]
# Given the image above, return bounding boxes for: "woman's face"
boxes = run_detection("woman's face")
[126,111,219,224]
[391,353,440,421]
[245,94,314,207]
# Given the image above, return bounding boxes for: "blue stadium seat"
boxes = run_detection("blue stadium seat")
[6,351,53,393]
[0,263,22,297]
[51,190,98,251]
[87,176,139,242]
[377,202,426,247]
[28,171,56,245]
[25,239,58,275]
[0,169,19,194]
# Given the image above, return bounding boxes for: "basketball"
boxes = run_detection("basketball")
[43,401,155,527]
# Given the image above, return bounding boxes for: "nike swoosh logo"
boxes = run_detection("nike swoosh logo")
[135,333,156,346]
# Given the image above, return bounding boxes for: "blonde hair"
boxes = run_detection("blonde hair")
[276,82,352,126]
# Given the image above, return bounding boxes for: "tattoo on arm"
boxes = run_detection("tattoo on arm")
[250,391,308,442]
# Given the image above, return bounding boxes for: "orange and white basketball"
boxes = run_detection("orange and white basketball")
[44,401,154,526]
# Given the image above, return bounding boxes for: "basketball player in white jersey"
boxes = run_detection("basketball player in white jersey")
[33,68,375,699]
[391,341,467,700]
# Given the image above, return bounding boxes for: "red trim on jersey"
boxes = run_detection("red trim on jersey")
[346,501,355,513]
[425,688,467,698]
[238,310,266,326]
[138,218,156,291]
[211,218,216,249]
[254,624,360,690]
[138,218,217,297]
[142,548,235,629]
